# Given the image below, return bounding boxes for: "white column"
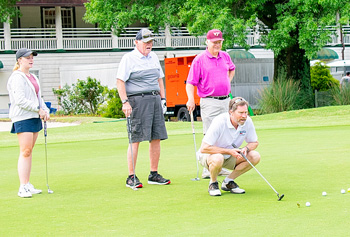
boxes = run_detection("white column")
[112,29,118,49]
[4,18,11,50]
[336,12,341,45]
[253,24,260,46]
[165,25,171,48]
[55,6,63,50]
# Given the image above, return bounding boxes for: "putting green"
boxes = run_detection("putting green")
[0,106,349,236]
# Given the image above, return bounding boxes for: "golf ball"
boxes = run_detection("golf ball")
[322,191,327,196]
[306,202,311,207]
[341,189,346,194]
[348,188,350,192]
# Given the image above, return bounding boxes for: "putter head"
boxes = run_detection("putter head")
[277,194,284,201]
[131,186,138,191]
[191,178,200,181]
[48,189,54,194]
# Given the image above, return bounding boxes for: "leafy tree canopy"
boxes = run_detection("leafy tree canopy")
[84,0,350,108]
[84,0,350,59]
[0,0,20,23]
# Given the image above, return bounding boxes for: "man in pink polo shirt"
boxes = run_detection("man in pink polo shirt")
[186,29,236,179]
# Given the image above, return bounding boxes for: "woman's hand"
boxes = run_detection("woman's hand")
[39,108,50,121]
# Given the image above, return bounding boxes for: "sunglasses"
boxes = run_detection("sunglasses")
[233,98,246,104]
[142,34,154,39]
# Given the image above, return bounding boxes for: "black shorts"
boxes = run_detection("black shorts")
[128,94,168,143]
[11,117,42,134]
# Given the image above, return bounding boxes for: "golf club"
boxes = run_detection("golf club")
[190,111,200,181]
[126,117,138,191]
[232,144,284,201]
[44,121,54,194]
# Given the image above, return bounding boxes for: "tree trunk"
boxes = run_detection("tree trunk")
[274,42,314,108]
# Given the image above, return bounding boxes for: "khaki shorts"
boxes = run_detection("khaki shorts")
[198,153,236,170]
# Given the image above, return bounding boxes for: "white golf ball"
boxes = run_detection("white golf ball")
[322,191,327,196]
[306,202,311,207]
[341,189,346,194]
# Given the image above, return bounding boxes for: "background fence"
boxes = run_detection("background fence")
[2,26,349,51]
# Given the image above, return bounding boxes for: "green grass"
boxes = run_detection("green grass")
[1,105,350,236]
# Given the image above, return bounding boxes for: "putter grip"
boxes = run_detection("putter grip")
[190,112,195,133]
[44,122,47,136]
[127,117,132,134]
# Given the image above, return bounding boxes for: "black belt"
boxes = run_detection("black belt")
[128,91,159,97]
[206,95,229,100]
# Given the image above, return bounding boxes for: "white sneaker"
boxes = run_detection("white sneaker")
[219,168,231,176]
[201,168,210,179]
[221,180,245,194]
[18,185,32,198]
[26,182,42,194]
[208,182,221,196]
[202,168,231,179]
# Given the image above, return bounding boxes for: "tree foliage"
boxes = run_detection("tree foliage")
[84,0,185,35]
[0,0,20,23]
[84,0,350,108]
[311,62,339,92]
[85,0,350,57]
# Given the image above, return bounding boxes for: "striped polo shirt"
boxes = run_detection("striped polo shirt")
[117,48,164,96]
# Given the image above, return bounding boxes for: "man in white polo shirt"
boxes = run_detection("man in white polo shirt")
[198,97,260,196]
[117,28,170,189]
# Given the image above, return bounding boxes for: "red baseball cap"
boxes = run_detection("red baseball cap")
[206,29,224,42]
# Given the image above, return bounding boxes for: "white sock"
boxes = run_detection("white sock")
[224,177,234,183]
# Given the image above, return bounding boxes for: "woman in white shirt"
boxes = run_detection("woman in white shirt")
[7,48,50,198]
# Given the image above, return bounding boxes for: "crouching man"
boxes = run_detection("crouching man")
[198,97,260,196]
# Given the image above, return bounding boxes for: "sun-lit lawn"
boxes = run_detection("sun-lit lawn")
[1,105,349,236]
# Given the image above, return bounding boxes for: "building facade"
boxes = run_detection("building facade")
[0,0,349,113]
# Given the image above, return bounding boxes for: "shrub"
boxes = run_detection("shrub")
[258,77,300,114]
[53,77,106,115]
[75,77,106,114]
[311,62,339,91]
[52,84,88,114]
[331,84,350,105]
[97,88,124,118]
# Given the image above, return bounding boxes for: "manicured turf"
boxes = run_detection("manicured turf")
[1,106,350,236]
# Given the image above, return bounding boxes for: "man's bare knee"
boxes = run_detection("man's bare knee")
[248,151,260,166]
[208,154,224,168]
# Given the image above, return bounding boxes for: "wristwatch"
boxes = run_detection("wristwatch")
[122,99,129,104]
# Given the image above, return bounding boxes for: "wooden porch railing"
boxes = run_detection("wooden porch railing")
[0,26,349,51]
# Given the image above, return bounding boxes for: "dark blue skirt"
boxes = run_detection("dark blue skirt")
[11,118,43,134]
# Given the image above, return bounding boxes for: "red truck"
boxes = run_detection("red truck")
[164,55,201,121]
